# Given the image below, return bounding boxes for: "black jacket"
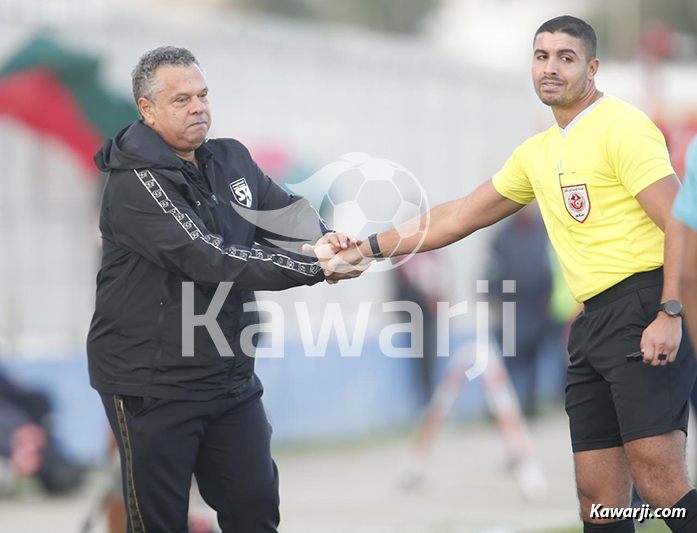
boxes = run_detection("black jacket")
[87,120,326,400]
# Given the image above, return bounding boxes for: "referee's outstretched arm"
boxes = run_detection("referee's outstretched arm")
[325,179,524,276]
[326,172,686,369]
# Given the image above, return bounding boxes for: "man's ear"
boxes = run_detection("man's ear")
[138,97,156,126]
[588,58,600,80]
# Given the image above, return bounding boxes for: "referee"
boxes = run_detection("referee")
[324,16,697,532]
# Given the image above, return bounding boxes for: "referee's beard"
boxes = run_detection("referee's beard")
[535,75,592,108]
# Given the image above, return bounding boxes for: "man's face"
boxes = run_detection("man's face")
[532,32,597,107]
[139,64,212,155]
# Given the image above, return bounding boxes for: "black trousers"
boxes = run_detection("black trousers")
[100,376,279,533]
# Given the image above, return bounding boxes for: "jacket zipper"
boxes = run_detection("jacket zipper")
[155,301,164,359]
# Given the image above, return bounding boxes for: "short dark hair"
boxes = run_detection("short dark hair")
[131,46,202,103]
[534,15,597,60]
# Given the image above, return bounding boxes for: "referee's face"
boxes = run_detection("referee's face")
[532,32,598,108]
[139,64,212,157]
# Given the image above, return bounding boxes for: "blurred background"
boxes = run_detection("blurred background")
[1,0,696,532]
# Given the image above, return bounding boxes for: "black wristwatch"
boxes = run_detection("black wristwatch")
[368,233,385,261]
[659,300,684,318]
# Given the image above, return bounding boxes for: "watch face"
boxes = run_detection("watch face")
[663,300,683,317]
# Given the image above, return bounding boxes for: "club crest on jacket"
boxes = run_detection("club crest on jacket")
[231,177,253,208]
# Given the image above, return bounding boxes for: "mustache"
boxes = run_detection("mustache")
[539,77,564,84]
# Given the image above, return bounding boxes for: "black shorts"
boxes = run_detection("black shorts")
[565,268,697,453]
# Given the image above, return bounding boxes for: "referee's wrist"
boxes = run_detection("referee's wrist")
[359,239,376,260]
[659,299,684,318]
[658,310,683,320]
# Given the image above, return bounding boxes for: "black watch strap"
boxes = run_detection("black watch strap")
[368,233,385,261]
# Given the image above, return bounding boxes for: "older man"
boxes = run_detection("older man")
[88,47,352,533]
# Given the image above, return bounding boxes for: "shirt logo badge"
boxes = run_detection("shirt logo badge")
[561,184,591,223]
[230,177,252,208]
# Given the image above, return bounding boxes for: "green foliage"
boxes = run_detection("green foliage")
[229,0,440,34]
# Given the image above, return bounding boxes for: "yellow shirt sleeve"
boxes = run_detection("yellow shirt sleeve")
[605,111,675,197]
[492,145,536,205]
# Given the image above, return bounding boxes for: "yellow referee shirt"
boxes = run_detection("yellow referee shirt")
[492,96,673,302]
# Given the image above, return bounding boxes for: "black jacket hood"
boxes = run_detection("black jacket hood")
[94,120,188,172]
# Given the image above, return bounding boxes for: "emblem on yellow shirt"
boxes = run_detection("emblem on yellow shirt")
[561,184,591,223]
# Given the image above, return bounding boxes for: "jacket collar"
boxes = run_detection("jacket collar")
[124,120,213,170]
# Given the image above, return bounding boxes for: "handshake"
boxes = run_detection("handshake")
[302,232,374,284]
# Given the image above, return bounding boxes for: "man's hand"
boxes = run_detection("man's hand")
[323,245,373,282]
[640,313,682,366]
[303,233,364,284]
[322,232,361,252]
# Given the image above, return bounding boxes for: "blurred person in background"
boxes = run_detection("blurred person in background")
[674,136,697,482]
[87,46,356,533]
[327,15,697,533]
[485,207,555,418]
[393,252,449,405]
[675,135,697,350]
[0,370,83,494]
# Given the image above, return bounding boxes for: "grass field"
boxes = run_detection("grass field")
[2,408,691,533]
